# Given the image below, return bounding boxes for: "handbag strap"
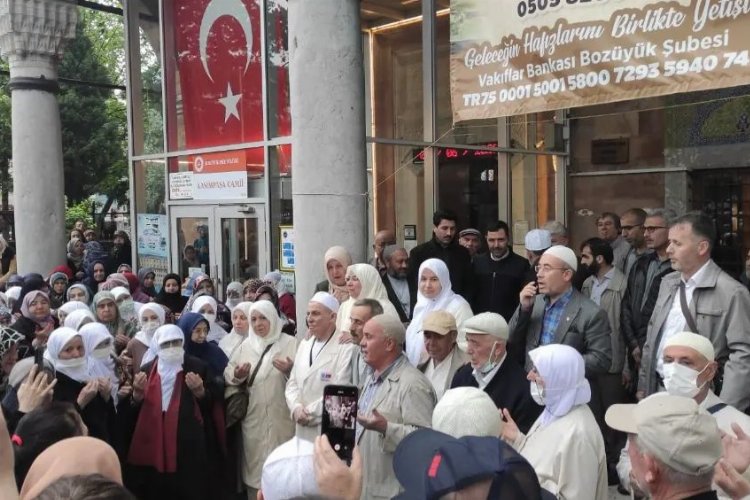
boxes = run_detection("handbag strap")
[247,343,274,389]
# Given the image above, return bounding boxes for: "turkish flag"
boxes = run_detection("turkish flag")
[165,0,263,166]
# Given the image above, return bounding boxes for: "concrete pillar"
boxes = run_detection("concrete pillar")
[0,0,77,274]
[289,0,367,323]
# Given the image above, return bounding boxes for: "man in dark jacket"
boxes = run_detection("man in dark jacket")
[451,312,541,434]
[471,221,529,322]
[620,208,675,391]
[407,209,473,307]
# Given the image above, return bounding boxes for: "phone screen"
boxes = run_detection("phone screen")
[321,385,358,465]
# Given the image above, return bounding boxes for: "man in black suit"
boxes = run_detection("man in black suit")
[407,209,473,308]
[451,312,541,434]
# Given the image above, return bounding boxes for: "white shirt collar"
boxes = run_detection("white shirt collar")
[683,260,711,287]
[472,352,507,389]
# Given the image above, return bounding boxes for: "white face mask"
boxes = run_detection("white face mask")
[662,362,708,398]
[57,356,86,369]
[91,347,112,361]
[202,313,217,324]
[159,346,184,364]
[141,320,160,337]
[530,381,546,406]
[479,342,499,374]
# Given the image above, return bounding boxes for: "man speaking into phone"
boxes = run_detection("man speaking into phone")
[508,245,612,377]
[356,314,436,499]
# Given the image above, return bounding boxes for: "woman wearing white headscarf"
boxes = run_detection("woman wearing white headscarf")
[79,322,118,401]
[224,300,298,497]
[405,259,473,365]
[191,295,228,344]
[126,302,167,372]
[46,327,114,442]
[219,301,252,358]
[63,309,96,330]
[501,344,607,500]
[314,246,352,304]
[336,263,401,334]
[57,300,90,325]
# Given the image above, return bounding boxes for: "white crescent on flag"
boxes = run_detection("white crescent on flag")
[199,0,253,82]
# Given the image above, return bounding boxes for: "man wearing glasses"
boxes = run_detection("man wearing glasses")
[620,208,676,396]
[508,245,612,377]
[620,208,649,276]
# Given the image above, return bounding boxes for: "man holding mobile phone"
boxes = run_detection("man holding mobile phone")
[356,314,436,499]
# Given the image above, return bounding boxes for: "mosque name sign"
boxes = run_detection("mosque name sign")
[450,0,750,120]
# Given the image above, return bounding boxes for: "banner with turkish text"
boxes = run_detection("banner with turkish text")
[450,0,750,121]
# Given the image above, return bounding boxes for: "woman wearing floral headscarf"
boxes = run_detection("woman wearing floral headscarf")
[11,291,57,359]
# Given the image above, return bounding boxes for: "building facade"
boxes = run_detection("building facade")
[126,0,750,298]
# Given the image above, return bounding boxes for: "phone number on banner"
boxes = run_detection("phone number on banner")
[461,50,750,107]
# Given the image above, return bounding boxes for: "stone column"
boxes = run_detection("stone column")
[0,0,77,274]
[289,0,367,324]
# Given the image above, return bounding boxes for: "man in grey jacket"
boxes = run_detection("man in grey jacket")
[508,245,612,376]
[637,212,750,411]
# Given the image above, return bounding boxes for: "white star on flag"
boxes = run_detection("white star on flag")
[218,82,241,123]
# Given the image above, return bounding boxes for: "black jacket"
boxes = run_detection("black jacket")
[451,359,542,434]
[471,251,529,322]
[381,272,410,322]
[620,252,674,351]
[407,238,474,308]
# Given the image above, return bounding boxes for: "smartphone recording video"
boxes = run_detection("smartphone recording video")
[321,385,358,465]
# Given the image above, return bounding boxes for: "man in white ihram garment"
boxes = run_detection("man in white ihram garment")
[285,292,354,442]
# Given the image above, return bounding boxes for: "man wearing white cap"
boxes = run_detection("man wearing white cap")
[509,245,612,375]
[616,331,750,497]
[451,312,541,433]
[432,387,503,438]
[285,292,355,442]
[606,394,723,500]
[523,229,552,286]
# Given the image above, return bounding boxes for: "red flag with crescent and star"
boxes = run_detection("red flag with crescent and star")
[165,0,264,169]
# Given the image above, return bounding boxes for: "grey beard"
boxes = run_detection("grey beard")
[388,270,407,280]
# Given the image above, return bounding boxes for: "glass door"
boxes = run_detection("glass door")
[170,205,267,300]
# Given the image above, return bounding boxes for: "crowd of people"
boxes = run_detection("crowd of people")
[0,209,748,499]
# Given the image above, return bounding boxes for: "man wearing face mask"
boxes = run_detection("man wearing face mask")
[615,331,750,497]
[451,312,541,433]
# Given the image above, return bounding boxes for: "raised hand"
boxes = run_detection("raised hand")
[234,362,251,381]
[17,365,56,413]
[77,380,99,409]
[185,372,205,399]
[500,408,520,443]
[132,372,148,403]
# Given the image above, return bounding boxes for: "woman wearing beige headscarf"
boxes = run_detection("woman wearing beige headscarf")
[336,263,401,333]
[19,436,123,499]
[314,246,352,304]
[224,300,298,499]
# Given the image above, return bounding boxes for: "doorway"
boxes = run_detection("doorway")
[170,205,267,299]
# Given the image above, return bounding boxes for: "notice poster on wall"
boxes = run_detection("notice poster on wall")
[169,172,195,199]
[450,0,750,121]
[279,225,295,271]
[136,214,169,292]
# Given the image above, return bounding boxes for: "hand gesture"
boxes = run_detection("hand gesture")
[33,321,54,347]
[294,406,311,425]
[631,346,642,365]
[132,372,148,403]
[722,423,750,474]
[77,380,99,409]
[97,378,112,402]
[234,362,251,381]
[117,383,133,400]
[715,458,750,499]
[338,331,354,344]
[17,365,56,413]
[500,408,520,444]
[356,409,387,434]
[272,356,294,375]
[185,372,205,399]
[314,435,363,500]
[519,282,537,311]
[114,334,130,351]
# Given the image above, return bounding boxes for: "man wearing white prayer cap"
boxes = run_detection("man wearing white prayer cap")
[616,331,750,497]
[259,437,319,499]
[285,292,355,443]
[432,387,503,438]
[509,245,612,376]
